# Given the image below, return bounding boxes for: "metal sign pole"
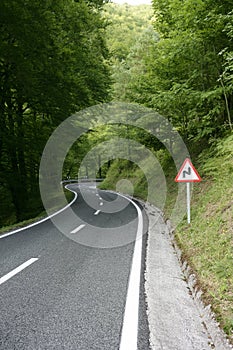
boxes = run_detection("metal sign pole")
[186,182,191,224]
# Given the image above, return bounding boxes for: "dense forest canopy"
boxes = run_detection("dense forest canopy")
[0,0,111,225]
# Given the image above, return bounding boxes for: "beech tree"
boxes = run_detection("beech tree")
[121,0,233,141]
[0,0,111,223]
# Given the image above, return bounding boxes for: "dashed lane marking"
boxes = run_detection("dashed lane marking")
[0,258,39,286]
[70,224,86,234]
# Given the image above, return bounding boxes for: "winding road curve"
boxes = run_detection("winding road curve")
[0,183,150,350]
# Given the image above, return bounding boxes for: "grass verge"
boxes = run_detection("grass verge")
[175,134,233,341]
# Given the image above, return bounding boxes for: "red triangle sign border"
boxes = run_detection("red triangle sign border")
[175,158,202,183]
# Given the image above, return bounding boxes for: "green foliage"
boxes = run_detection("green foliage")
[0,0,111,225]
[63,121,163,180]
[103,3,154,100]
[99,159,148,200]
[104,3,153,60]
[111,0,233,142]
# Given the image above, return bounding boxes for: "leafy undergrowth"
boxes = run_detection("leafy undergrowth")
[176,134,233,342]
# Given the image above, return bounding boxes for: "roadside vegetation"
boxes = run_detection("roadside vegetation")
[100,133,233,342]
[176,134,233,340]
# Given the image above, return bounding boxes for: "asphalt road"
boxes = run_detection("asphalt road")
[0,184,150,350]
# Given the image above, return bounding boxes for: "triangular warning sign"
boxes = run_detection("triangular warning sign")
[175,158,202,183]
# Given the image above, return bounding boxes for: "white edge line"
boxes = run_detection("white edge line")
[114,192,143,350]
[0,258,39,286]
[0,185,78,239]
[70,224,85,234]
[94,210,101,215]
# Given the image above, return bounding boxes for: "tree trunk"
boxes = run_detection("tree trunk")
[6,102,28,221]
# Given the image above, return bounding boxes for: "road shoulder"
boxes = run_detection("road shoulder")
[144,202,232,350]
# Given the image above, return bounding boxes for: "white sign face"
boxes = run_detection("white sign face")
[175,158,201,183]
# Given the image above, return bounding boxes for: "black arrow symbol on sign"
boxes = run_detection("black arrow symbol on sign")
[183,167,191,178]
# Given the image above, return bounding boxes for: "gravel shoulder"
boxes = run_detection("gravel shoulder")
[144,202,233,350]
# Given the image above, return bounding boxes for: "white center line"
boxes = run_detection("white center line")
[70,224,85,234]
[0,258,39,286]
[100,202,103,206]
[94,210,101,215]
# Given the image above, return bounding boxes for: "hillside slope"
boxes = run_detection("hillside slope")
[176,135,233,341]
[100,134,233,342]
